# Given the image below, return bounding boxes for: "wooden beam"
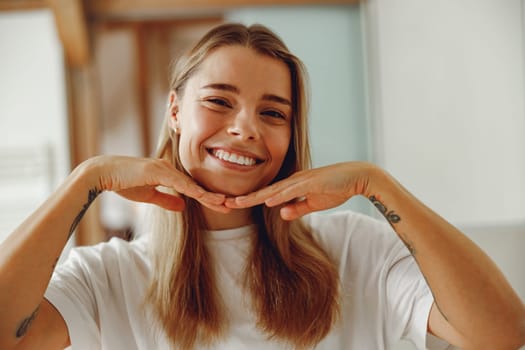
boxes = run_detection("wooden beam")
[0,0,46,11]
[134,24,151,157]
[88,0,360,20]
[46,0,91,67]
[65,64,104,245]
[95,15,223,31]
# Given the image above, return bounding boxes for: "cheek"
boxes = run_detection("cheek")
[177,111,221,169]
[176,126,200,171]
[181,106,222,137]
[269,131,292,165]
[178,109,210,146]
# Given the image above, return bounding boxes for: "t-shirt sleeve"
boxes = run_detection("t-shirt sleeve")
[386,251,454,350]
[305,210,455,349]
[44,246,103,349]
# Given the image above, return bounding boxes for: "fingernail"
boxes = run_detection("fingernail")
[266,197,277,206]
[236,196,248,202]
[209,193,225,202]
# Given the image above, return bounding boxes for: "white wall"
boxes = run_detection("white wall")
[365,0,525,227]
[363,1,525,349]
[0,10,70,242]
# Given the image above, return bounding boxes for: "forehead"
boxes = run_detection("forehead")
[190,45,292,99]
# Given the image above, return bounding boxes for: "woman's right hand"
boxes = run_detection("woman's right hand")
[83,155,229,213]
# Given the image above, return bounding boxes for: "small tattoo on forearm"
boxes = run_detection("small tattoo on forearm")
[399,232,416,256]
[68,187,101,238]
[16,306,40,338]
[369,195,401,225]
[369,195,415,255]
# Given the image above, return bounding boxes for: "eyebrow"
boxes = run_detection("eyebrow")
[201,83,292,107]
[262,94,291,107]
[201,83,239,93]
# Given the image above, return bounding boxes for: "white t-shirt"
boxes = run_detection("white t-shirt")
[45,210,453,349]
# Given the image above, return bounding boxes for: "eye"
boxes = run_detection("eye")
[261,109,286,120]
[206,98,232,108]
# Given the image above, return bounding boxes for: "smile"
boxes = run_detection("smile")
[210,149,260,166]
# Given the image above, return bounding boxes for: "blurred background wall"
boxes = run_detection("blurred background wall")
[0,9,70,241]
[0,1,524,349]
[362,1,525,348]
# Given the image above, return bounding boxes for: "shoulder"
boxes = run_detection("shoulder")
[70,234,148,261]
[45,235,154,348]
[57,235,151,282]
[47,235,151,313]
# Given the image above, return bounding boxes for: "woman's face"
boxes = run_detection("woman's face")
[173,45,293,196]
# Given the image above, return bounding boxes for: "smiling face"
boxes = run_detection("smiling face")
[171,45,293,196]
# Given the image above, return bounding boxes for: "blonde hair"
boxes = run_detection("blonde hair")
[146,23,339,349]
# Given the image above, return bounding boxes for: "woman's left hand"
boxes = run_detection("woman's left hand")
[225,162,377,220]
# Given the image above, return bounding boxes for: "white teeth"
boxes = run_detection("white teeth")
[213,149,256,166]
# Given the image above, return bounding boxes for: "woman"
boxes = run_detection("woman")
[0,23,523,350]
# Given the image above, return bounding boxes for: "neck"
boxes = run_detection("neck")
[201,206,253,230]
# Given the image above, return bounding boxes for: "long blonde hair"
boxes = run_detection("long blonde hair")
[146,23,339,349]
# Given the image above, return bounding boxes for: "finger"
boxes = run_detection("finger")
[264,182,306,207]
[224,197,240,208]
[153,184,227,213]
[149,191,186,211]
[280,200,314,221]
[172,186,227,210]
[228,179,298,208]
[170,179,206,199]
[199,201,232,214]
[198,192,227,206]
[156,171,226,206]
[229,190,277,208]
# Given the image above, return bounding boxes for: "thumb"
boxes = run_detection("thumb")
[280,200,313,221]
[148,190,186,211]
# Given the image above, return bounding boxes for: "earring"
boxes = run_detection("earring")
[171,117,180,134]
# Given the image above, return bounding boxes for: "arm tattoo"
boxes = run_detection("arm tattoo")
[368,197,447,317]
[369,195,416,255]
[68,187,101,238]
[369,195,401,225]
[16,306,40,338]
[16,189,99,338]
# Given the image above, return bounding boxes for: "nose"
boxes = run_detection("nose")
[227,109,260,141]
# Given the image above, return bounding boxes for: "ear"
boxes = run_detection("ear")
[167,90,180,134]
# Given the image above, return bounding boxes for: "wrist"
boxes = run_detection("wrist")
[359,162,393,199]
[69,156,106,193]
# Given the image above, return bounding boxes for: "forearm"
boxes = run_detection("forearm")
[0,160,101,346]
[367,166,525,348]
